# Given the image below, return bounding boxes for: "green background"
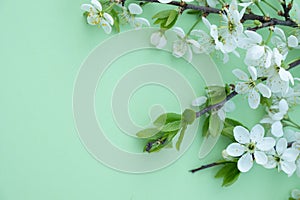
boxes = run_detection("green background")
[1,0,299,199]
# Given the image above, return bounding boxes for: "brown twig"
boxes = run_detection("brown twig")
[137,0,299,30]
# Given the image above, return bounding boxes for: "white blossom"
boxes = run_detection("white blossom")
[291,189,300,200]
[233,66,271,109]
[239,30,272,68]
[272,27,299,58]
[119,3,150,29]
[260,48,294,95]
[191,29,215,54]
[202,17,239,63]
[172,27,201,62]
[226,125,275,172]
[264,138,299,176]
[219,0,251,53]
[81,0,114,34]
[151,30,167,49]
[260,99,289,137]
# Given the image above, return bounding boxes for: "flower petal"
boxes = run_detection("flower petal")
[232,69,249,81]
[158,0,172,3]
[244,30,262,44]
[256,137,276,151]
[103,13,114,25]
[100,19,112,34]
[250,124,264,143]
[192,96,207,106]
[281,148,299,162]
[271,121,284,137]
[128,3,143,15]
[248,89,260,109]
[287,35,298,48]
[246,45,265,61]
[281,161,296,176]
[276,138,287,155]
[233,126,250,144]
[224,100,235,112]
[235,82,249,94]
[254,151,268,165]
[238,153,253,172]
[172,40,187,58]
[279,99,289,114]
[150,31,167,49]
[81,4,95,12]
[256,83,271,98]
[226,143,246,157]
[248,66,257,81]
[264,156,277,169]
[202,17,211,29]
[87,15,100,25]
[274,27,286,41]
[172,27,185,38]
[291,189,300,199]
[91,0,102,11]
[133,17,150,28]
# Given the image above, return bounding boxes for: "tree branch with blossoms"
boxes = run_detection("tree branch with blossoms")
[80,0,300,196]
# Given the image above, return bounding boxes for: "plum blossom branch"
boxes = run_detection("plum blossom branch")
[135,0,298,30]
[195,58,300,118]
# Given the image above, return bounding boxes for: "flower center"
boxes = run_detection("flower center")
[274,156,281,163]
[248,80,256,88]
[247,142,256,153]
[228,21,235,32]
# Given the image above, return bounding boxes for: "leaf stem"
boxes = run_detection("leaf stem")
[265,29,273,45]
[189,161,235,173]
[283,118,300,129]
[186,17,202,36]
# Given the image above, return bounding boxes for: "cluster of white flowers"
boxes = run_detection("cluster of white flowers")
[81,0,149,33]
[224,124,300,176]
[81,0,300,190]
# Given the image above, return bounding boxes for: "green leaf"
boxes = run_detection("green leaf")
[202,117,209,137]
[165,142,173,148]
[152,10,172,19]
[214,162,240,187]
[154,18,164,25]
[206,85,226,105]
[144,130,178,153]
[165,10,178,27]
[161,120,182,132]
[221,127,235,141]
[176,123,187,151]
[208,112,224,137]
[224,118,243,127]
[215,163,233,178]
[221,118,244,141]
[110,9,120,32]
[182,109,196,125]
[136,128,161,138]
[153,113,181,127]
[222,166,240,187]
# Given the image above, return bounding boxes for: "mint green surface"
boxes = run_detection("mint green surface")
[1,0,300,200]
